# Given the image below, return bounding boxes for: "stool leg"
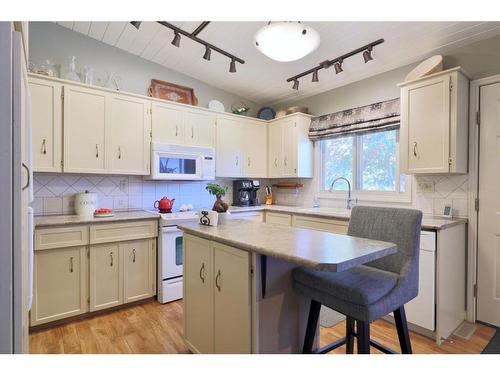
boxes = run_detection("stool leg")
[356,320,370,354]
[303,300,321,353]
[394,306,412,354]
[346,316,355,354]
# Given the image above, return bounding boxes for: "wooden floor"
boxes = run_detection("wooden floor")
[29,300,495,354]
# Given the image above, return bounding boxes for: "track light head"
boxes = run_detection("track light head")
[203,46,211,61]
[312,69,319,82]
[130,21,142,30]
[334,59,343,74]
[171,31,181,47]
[363,47,373,63]
[292,79,299,90]
[229,59,237,73]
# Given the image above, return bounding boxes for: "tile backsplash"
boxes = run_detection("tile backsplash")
[34,173,470,218]
[269,174,470,218]
[32,173,236,216]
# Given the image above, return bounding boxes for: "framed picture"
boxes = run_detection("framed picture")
[148,79,198,105]
[442,204,453,218]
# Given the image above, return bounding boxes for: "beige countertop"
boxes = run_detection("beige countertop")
[227,205,467,231]
[178,219,397,272]
[34,210,160,228]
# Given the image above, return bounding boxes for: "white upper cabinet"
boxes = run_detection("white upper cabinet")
[151,101,185,144]
[63,84,107,173]
[184,108,215,147]
[216,115,267,178]
[216,116,243,177]
[29,76,63,172]
[107,94,151,175]
[267,113,313,178]
[151,100,215,147]
[242,118,267,178]
[399,67,469,174]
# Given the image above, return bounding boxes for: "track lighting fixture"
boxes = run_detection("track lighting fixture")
[363,47,373,63]
[171,31,181,47]
[229,59,237,73]
[312,69,319,82]
[203,46,211,61]
[286,39,384,89]
[154,21,245,73]
[334,59,343,74]
[130,21,142,30]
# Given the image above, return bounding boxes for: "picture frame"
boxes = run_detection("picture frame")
[442,204,453,218]
[148,79,198,105]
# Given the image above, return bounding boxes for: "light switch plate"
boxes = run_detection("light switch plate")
[417,180,434,193]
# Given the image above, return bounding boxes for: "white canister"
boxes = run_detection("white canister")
[74,191,98,216]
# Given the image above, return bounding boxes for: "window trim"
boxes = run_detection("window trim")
[316,130,412,203]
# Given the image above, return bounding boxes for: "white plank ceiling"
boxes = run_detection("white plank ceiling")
[56,21,500,105]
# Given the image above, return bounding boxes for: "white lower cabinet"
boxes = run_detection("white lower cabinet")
[183,235,252,353]
[123,239,156,303]
[89,243,122,312]
[31,246,88,326]
[32,221,157,327]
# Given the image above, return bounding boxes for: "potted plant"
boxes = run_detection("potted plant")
[206,183,230,222]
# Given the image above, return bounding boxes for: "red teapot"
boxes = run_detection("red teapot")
[154,197,175,213]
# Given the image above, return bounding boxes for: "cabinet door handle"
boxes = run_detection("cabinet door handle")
[69,257,74,273]
[199,262,205,283]
[247,157,251,167]
[22,162,30,191]
[118,146,122,159]
[41,139,47,155]
[110,252,114,267]
[235,156,239,166]
[274,157,278,167]
[175,125,178,137]
[95,144,99,158]
[413,142,418,157]
[284,157,288,167]
[191,126,194,139]
[132,249,136,263]
[215,270,221,292]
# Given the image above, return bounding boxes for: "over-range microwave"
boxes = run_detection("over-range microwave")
[147,143,215,180]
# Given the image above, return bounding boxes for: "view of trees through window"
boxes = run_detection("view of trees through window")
[322,129,406,193]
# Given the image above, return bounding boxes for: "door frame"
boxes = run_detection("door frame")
[468,73,500,322]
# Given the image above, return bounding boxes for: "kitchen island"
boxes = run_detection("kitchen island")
[178,219,397,354]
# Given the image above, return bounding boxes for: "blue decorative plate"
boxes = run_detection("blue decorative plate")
[257,107,276,120]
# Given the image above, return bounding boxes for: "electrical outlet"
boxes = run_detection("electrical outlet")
[119,180,127,193]
[416,180,434,193]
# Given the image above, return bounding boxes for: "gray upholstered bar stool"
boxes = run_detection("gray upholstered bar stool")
[293,206,422,354]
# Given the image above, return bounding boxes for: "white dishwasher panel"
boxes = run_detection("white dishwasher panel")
[405,231,436,331]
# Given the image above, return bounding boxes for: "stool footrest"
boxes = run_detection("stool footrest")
[316,334,397,354]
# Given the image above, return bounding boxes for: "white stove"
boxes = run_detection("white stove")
[150,210,199,303]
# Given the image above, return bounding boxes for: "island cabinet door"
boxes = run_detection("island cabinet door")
[212,242,251,354]
[89,243,123,312]
[122,239,154,304]
[183,235,214,353]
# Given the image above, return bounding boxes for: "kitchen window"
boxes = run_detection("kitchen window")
[318,129,410,202]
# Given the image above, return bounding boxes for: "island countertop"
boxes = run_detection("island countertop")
[178,219,397,272]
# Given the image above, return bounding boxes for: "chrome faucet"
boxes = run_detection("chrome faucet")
[329,177,357,209]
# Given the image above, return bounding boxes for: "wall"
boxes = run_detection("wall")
[32,173,241,216]
[28,22,258,117]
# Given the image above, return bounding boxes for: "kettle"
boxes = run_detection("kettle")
[154,197,175,213]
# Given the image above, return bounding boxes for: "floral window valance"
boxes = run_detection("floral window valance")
[309,98,400,141]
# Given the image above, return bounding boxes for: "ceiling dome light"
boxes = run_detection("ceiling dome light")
[254,22,320,62]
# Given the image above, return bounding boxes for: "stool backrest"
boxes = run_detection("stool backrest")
[347,206,422,280]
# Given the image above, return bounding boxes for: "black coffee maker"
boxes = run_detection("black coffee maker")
[233,180,261,207]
